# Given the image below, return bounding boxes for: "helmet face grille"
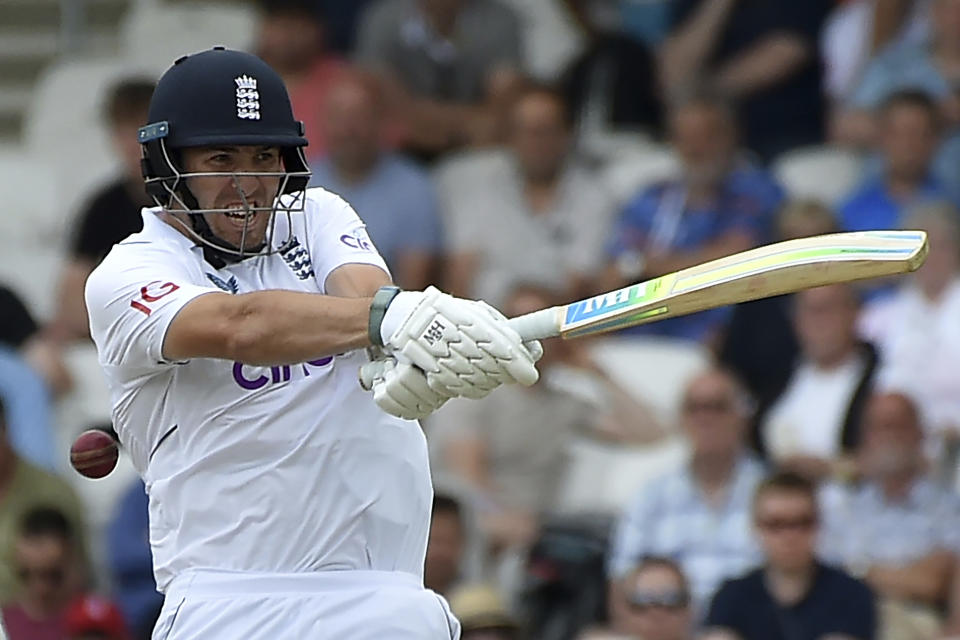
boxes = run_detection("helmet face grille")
[144,138,312,261]
[138,48,313,262]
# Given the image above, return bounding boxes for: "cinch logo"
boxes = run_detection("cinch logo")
[340,233,372,251]
[232,357,334,390]
[564,285,639,324]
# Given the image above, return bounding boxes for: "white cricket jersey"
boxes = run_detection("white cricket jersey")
[85,188,433,591]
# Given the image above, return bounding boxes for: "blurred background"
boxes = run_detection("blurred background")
[2,0,960,639]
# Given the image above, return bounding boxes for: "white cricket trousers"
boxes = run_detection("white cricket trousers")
[151,569,461,639]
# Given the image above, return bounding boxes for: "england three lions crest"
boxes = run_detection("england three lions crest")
[235,74,260,120]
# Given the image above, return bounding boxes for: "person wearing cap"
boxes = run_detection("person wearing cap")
[448,584,521,640]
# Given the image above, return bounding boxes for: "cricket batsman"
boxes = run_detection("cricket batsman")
[84,47,542,639]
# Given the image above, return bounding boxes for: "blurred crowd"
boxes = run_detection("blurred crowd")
[3,0,960,638]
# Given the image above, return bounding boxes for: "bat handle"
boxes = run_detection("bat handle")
[506,307,562,341]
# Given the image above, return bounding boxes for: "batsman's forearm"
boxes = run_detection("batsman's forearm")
[221,290,373,366]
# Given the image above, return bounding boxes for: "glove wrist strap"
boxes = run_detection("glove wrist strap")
[368,285,402,347]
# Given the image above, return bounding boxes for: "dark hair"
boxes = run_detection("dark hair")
[753,470,818,515]
[627,555,690,596]
[433,493,463,520]
[880,89,941,129]
[19,506,74,546]
[103,77,155,126]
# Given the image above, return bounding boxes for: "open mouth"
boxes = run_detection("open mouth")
[223,204,262,221]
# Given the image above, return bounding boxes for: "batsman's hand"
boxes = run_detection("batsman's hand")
[374,286,542,400]
[360,356,452,420]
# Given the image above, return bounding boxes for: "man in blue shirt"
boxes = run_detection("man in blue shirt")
[840,90,956,232]
[605,93,783,342]
[308,71,443,289]
[705,471,876,640]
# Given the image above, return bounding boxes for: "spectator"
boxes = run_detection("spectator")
[425,493,468,597]
[762,284,878,481]
[0,287,70,398]
[0,347,57,472]
[312,0,377,53]
[659,0,831,161]
[849,0,960,124]
[821,392,960,638]
[63,594,130,640]
[559,0,663,142]
[608,367,764,612]
[821,0,932,106]
[447,584,521,640]
[0,397,87,603]
[0,287,37,351]
[605,556,694,640]
[355,0,524,161]
[429,285,662,554]
[603,93,783,343]
[105,480,161,640]
[49,77,155,343]
[254,0,347,154]
[440,85,616,306]
[704,471,876,640]
[840,90,955,233]
[308,71,443,289]
[719,200,839,453]
[1,508,86,640]
[859,202,960,464]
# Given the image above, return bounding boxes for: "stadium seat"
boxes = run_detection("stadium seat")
[554,435,688,516]
[23,57,161,218]
[551,336,708,516]
[598,143,679,207]
[119,1,257,69]
[773,145,864,206]
[588,335,710,425]
[0,148,66,320]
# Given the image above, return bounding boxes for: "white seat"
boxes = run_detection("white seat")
[773,145,864,206]
[120,1,257,68]
[23,57,160,217]
[598,143,679,207]
[553,435,688,516]
[0,148,66,320]
[588,335,710,426]
[551,336,708,516]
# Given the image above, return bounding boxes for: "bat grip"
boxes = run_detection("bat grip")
[506,307,562,341]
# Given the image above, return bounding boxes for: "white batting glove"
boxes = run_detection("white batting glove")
[360,356,451,420]
[377,287,541,399]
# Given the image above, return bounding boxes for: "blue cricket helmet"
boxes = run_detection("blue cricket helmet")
[138,47,312,262]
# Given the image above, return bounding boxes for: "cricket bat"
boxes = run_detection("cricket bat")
[507,230,928,340]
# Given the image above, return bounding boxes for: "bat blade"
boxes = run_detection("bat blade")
[507,230,928,341]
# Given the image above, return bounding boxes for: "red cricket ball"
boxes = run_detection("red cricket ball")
[70,429,119,479]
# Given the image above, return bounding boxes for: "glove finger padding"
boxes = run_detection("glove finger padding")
[369,358,450,420]
[382,288,541,399]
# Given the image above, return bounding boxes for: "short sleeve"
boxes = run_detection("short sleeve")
[303,189,391,290]
[84,249,221,374]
